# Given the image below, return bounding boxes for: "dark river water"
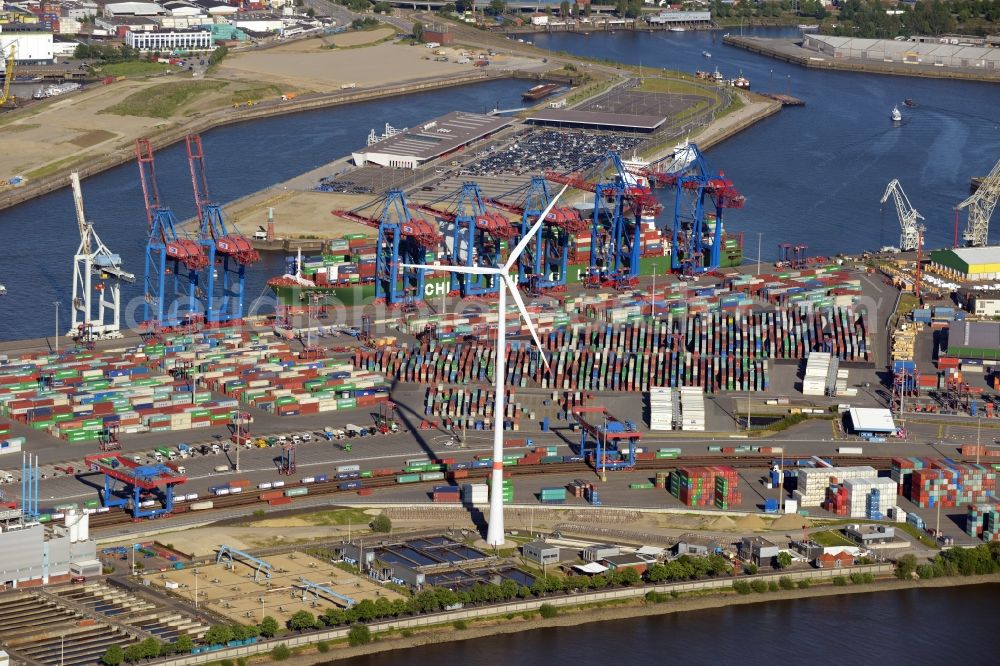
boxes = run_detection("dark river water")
[2,27,999,342]
[335,584,1000,666]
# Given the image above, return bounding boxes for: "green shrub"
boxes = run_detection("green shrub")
[220,660,233,666]
[670,590,680,599]
[539,603,558,619]
[453,620,468,630]
[348,624,372,647]
[733,581,752,595]
[832,576,847,587]
[778,576,795,590]
[750,579,768,593]
[849,573,865,584]
[316,641,329,653]
[521,611,535,619]
[767,581,780,592]
[862,573,875,584]
[644,591,670,603]
[237,658,247,666]
[401,629,413,638]
[271,645,291,661]
[797,579,811,589]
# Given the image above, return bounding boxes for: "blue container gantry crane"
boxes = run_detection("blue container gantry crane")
[572,405,641,481]
[185,134,261,324]
[86,453,188,519]
[652,143,745,275]
[135,138,209,330]
[409,182,518,297]
[485,176,589,295]
[546,151,659,289]
[333,189,441,306]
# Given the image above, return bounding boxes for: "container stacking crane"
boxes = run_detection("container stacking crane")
[572,405,640,480]
[880,179,924,252]
[185,134,261,324]
[409,182,517,297]
[333,189,440,305]
[485,176,588,293]
[135,138,209,330]
[69,172,135,340]
[958,156,1000,247]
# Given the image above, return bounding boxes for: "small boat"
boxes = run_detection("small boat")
[32,87,46,100]
[903,98,917,108]
[891,105,902,122]
[0,283,6,296]
[669,27,686,33]
[702,50,712,58]
[712,67,724,83]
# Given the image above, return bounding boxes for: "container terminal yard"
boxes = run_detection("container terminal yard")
[3,64,1000,666]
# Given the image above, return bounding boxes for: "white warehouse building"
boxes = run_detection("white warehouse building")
[0,26,55,64]
[125,29,214,51]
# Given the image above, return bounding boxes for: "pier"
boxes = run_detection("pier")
[723,35,1000,83]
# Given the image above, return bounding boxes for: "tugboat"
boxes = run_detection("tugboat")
[891,105,902,122]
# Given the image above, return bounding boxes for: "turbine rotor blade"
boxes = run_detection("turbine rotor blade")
[504,184,568,272]
[400,262,502,276]
[504,274,550,375]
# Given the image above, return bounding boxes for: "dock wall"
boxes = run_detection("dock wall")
[724,35,1000,83]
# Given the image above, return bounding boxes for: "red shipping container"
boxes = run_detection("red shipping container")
[269,497,293,506]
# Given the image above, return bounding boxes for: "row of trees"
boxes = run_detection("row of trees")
[896,542,1000,579]
[74,44,142,63]
[101,636,193,665]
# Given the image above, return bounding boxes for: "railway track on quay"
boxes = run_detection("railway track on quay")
[86,454,940,533]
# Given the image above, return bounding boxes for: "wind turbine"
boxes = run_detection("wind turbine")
[403,185,568,547]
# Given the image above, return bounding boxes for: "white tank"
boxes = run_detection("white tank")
[78,512,90,542]
[65,509,80,543]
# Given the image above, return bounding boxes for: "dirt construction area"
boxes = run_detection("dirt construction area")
[217,40,537,92]
[146,551,403,625]
[0,79,171,180]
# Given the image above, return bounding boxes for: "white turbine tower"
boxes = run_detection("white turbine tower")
[403,185,568,547]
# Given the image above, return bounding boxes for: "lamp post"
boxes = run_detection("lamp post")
[54,301,60,353]
[757,232,764,276]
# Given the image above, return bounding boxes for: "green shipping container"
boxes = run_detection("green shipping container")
[284,487,309,497]
[396,474,421,484]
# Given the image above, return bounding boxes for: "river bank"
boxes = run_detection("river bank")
[0,69,556,213]
[724,35,1000,83]
[256,573,1000,665]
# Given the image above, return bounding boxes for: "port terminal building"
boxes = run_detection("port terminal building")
[351,112,513,169]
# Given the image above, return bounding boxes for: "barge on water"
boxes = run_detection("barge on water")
[522,83,560,101]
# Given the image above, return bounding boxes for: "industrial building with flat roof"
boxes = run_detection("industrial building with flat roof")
[804,34,1000,70]
[930,247,1000,281]
[351,112,513,169]
[946,320,1000,360]
[527,109,666,133]
[847,407,896,437]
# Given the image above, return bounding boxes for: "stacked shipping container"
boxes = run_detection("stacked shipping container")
[668,466,740,508]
